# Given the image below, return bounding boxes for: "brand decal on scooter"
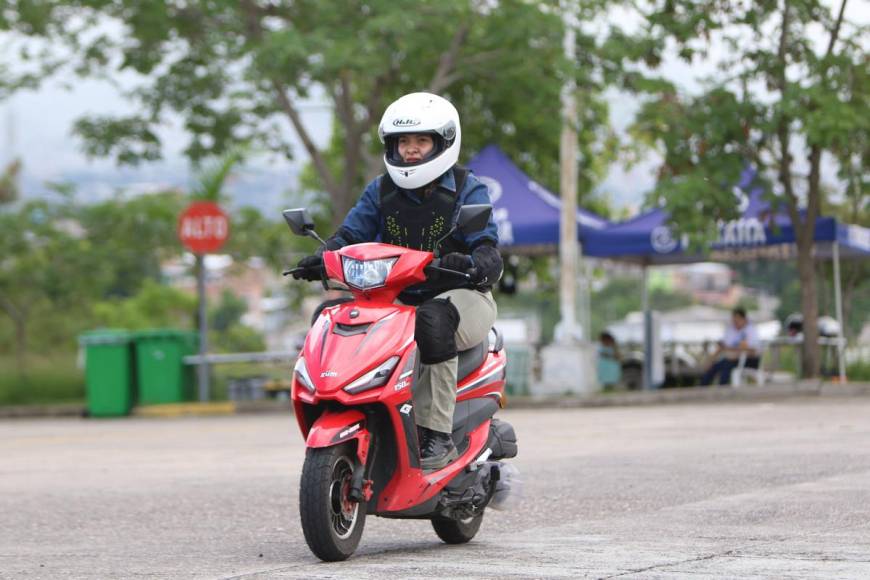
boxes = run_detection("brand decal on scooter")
[339,423,360,439]
[399,403,413,415]
[395,379,410,391]
[320,371,338,378]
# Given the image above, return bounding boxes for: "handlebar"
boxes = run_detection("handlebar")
[285,255,479,287]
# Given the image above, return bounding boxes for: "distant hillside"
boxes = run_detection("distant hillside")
[19,162,307,216]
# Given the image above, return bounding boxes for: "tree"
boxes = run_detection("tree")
[1,1,627,227]
[77,190,187,298]
[0,201,96,371]
[91,279,196,330]
[630,0,867,377]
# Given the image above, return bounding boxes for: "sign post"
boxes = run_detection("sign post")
[178,201,230,402]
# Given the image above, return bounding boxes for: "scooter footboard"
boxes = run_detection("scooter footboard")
[306,409,371,465]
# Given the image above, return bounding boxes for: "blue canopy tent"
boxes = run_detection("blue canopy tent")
[583,166,869,385]
[583,168,870,263]
[467,145,609,253]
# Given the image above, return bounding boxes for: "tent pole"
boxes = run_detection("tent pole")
[642,264,651,390]
[833,242,846,382]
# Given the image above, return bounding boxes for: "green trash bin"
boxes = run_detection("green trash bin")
[505,346,532,396]
[79,330,135,417]
[133,329,199,405]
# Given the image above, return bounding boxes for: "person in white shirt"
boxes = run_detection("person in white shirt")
[700,307,760,386]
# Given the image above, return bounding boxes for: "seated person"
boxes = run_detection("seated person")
[700,307,760,386]
[597,331,622,388]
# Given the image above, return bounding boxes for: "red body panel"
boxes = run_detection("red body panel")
[301,303,416,394]
[292,242,506,517]
[306,408,371,466]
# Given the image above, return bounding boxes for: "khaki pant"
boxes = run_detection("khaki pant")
[412,289,497,434]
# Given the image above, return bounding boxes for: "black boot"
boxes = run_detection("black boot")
[416,425,429,452]
[420,428,458,471]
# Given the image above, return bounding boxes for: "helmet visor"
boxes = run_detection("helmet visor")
[384,132,448,167]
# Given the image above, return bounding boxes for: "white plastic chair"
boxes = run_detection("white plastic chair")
[731,350,766,386]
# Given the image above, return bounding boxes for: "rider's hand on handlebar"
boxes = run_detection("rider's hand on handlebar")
[292,255,324,281]
[440,252,474,273]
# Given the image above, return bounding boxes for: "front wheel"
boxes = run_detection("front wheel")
[299,445,366,561]
[431,512,484,544]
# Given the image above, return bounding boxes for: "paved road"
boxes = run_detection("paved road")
[2,397,869,579]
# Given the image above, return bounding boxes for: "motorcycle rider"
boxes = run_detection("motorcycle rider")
[293,92,502,470]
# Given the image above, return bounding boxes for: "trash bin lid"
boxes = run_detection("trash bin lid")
[131,329,199,340]
[78,329,133,346]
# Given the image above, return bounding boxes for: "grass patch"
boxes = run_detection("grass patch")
[0,353,85,406]
[846,360,870,382]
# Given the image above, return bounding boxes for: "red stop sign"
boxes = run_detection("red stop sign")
[178,201,230,254]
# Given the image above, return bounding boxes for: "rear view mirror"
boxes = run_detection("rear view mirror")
[282,208,315,237]
[457,204,492,236]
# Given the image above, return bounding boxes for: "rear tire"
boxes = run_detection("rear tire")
[299,445,366,561]
[431,512,484,544]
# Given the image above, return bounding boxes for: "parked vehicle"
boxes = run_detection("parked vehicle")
[283,205,519,561]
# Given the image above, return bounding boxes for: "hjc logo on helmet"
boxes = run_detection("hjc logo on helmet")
[393,118,421,127]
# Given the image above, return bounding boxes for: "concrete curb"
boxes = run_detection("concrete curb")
[132,402,237,418]
[0,403,85,419]
[2,382,868,419]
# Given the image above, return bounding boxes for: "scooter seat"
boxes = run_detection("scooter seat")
[457,341,487,383]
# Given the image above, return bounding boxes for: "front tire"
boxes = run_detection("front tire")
[299,445,366,561]
[431,512,484,544]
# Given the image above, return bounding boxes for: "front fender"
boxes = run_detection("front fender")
[306,409,370,465]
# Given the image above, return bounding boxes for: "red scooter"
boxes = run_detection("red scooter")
[283,205,518,562]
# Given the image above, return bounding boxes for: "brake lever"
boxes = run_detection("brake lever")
[425,264,472,281]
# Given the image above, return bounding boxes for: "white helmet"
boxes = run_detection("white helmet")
[378,92,461,189]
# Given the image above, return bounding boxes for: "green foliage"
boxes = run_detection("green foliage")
[847,359,870,382]
[76,190,186,298]
[0,353,84,406]
[210,324,266,354]
[190,146,246,202]
[1,0,637,226]
[91,279,196,330]
[209,290,246,332]
[631,0,867,241]
[223,206,303,271]
[630,0,866,376]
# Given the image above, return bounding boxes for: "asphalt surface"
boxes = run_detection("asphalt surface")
[2,397,870,579]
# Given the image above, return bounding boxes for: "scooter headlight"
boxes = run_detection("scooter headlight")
[343,356,400,394]
[294,357,315,392]
[342,257,398,290]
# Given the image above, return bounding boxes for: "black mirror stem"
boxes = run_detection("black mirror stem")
[432,225,457,258]
[306,229,327,247]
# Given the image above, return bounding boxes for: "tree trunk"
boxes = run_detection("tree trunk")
[795,242,821,378]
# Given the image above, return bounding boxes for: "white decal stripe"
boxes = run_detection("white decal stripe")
[457,364,505,395]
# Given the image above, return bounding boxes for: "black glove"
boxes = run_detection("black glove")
[470,244,503,287]
[292,254,323,281]
[441,252,474,273]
